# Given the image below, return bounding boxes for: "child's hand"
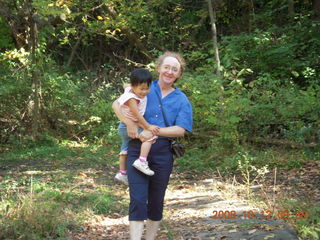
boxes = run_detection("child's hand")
[148,125,160,135]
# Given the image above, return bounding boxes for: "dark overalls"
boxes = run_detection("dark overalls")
[127,138,173,221]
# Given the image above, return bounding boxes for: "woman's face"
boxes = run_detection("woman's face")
[157,56,181,85]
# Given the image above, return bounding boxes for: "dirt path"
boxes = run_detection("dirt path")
[72,174,299,240]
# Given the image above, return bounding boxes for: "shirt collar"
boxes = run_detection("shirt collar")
[153,80,178,97]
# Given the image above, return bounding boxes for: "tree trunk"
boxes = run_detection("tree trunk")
[288,0,295,15]
[207,0,221,77]
[248,0,255,32]
[67,28,85,67]
[26,3,41,138]
[313,0,320,20]
[207,0,224,111]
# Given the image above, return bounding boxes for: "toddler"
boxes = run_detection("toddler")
[115,69,159,185]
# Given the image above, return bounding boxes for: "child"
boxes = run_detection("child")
[114,69,160,185]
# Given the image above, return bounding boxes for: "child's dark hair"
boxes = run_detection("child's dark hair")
[130,69,152,87]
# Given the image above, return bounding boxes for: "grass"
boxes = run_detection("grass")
[0,139,127,240]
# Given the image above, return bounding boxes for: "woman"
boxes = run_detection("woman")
[112,51,193,240]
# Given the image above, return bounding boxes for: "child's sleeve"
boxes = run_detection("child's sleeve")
[117,87,140,106]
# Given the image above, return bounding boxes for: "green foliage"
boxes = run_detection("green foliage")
[238,83,320,142]
[280,199,320,240]
[175,148,216,172]
[180,72,249,150]
[0,17,13,49]
[1,0,319,148]
[221,16,320,87]
[0,49,120,143]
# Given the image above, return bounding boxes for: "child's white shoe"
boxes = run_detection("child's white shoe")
[133,159,154,176]
[115,172,128,185]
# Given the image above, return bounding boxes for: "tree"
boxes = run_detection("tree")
[0,0,68,137]
[288,0,295,15]
[207,0,221,77]
[313,0,320,19]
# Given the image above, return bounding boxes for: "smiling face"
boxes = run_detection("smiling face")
[131,82,150,98]
[157,56,182,85]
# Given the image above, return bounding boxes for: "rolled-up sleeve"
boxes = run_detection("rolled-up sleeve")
[175,97,193,132]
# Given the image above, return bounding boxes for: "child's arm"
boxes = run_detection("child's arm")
[127,98,160,134]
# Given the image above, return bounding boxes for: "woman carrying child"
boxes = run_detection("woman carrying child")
[113,51,193,240]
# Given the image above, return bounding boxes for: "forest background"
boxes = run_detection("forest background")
[0,0,319,239]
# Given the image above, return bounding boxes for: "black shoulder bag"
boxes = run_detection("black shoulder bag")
[155,91,185,158]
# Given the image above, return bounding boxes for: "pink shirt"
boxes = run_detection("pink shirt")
[117,87,147,122]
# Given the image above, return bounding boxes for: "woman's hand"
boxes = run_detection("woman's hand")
[148,125,160,135]
[139,129,155,142]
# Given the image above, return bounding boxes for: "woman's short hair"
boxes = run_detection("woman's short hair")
[156,51,186,76]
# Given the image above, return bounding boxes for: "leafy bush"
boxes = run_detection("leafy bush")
[183,16,320,145]
[221,16,320,87]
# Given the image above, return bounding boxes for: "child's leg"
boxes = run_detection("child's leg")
[140,141,152,159]
[118,122,131,171]
[132,141,154,176]
[116,123,130,185]
[115,153,128,185]
[119,154,127,172]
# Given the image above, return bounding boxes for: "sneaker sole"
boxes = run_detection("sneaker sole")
[114,177,128,185]
[132,162,155,176]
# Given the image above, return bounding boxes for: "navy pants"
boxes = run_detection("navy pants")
[127,138,173,221]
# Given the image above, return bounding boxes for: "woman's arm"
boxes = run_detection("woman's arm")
[139,126,185,142]
[112,100,138,138]
[157,126,185,137]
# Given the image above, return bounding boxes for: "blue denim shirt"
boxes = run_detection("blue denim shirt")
[144,80,193,132]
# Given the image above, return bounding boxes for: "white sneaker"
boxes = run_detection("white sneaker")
[114,172,128,185]
[132,159,154,176]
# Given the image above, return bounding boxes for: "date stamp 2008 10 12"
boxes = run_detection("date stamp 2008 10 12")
[210,209,308,220]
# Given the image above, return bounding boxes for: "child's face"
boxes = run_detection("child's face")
[131,83,150,98]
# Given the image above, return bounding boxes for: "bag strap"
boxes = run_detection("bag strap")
[155,90,169,127]
[154,90,175,141]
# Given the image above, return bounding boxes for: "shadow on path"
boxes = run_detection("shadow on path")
[72,178,299,240]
